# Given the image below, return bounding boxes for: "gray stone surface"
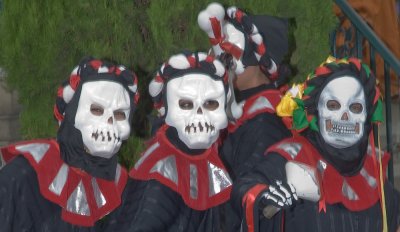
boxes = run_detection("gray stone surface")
[0,70,21,146]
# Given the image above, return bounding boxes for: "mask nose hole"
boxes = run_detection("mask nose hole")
[108,116,113,124]
[197,107,203,114]
[341,112,349,121]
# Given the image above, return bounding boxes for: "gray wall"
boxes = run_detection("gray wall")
[0,69,21,147]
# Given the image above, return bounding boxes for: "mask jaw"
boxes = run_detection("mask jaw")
[165,74,228,150]
[318,76,367,149]
[74,81,131,159]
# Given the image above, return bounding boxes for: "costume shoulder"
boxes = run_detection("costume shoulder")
[221,112,290,179]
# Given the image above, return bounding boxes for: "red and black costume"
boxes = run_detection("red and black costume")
[235,135,400,232]
[0,140,127,231]
[220,85,291,231]
[232,58,400,232]
[217,13,292,231]
[103,125,232,232]
[0,57,138,231]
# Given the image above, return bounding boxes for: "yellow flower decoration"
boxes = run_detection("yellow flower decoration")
[276,83,304,117]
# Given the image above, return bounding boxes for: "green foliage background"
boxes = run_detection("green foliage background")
[0,0,336,168]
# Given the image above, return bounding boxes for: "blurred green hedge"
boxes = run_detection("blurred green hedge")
[0,0,336,168]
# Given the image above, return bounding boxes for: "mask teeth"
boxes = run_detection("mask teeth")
[113,133,120,142]
[92,129,100,141]
[107,131,112,142]
[183,121,216,134]
[326,120,359,134]
[198,122,204,132]
[100,130,105,141]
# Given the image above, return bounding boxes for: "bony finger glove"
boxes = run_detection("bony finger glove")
[260,180,298,219]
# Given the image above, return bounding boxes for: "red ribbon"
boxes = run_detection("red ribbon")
[242,184,267,232]
[208,17,243,59]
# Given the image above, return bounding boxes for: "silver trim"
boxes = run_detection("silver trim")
[15,143,50,163]
[48,163,69,196]
[0,152,5,169]
[360,168,377,189]
[150,155,178,185]
[247,97,274,115]
[342,181,359,200]
[115,164,122,185]
[189,164,198,199]
[317,160,327,173]
[134,142,160,169]
[208,162,232,196]
[66,180,91,216]
[277,142,302,159]
[92,178,107,208]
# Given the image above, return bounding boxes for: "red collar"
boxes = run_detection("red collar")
[228,89,281,133]
[1,139,128,227]
[267,136,389,211]
[130,125,232,210]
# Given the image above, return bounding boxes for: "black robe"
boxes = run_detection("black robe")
[103,178,221,232]
[219,84,291,231]
[0,156,102,232]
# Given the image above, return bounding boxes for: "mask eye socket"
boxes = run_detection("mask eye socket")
[349,103,363,114]
[90,104,104,116]
[179,99,194,110]
[114,110,126,121]
[326,100,341,111]
[203,100,219,111]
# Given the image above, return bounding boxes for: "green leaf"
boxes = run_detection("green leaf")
[372,99,384,123]
[293,108,309,129]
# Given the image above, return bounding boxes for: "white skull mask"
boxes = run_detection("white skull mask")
[165,74,228,149]
[318,76,367,149]
[75,81,131,158]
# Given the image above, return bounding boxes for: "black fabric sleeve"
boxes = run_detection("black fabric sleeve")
[231,152,287,216]
[385,181,400,232]
[0,156,37,232]
[103,178,181,232]
[220,113,290,181]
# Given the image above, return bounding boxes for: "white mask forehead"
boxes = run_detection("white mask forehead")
[318,75,367,149]
[75,80,131,159]
[319,76,365,105]
[168,73,225,100]
[165,73,227,149]
[80,81,131,111]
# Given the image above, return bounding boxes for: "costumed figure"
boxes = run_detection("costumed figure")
[234,57,400,232]
[103,51,232,232]
[0,57,139,231]
[197,3,292,231]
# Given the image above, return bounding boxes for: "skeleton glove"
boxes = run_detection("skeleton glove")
[260,180,298,210]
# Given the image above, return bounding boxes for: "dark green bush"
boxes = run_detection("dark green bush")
[0,0,336,167]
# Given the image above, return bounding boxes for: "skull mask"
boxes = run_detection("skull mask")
[75,81,131,158]
[318,76,367,149]
[165,73,228,149]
